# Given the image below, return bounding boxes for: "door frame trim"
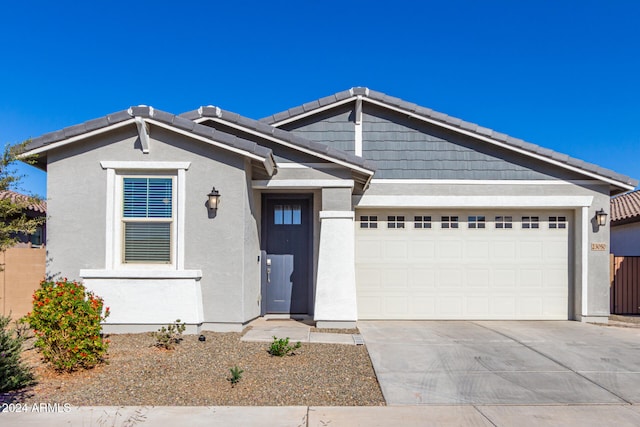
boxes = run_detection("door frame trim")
[260,193,314,315]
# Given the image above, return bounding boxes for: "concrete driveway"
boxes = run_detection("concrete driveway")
[358,321,640,405]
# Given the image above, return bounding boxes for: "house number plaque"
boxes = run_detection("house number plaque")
[591,243,607,251]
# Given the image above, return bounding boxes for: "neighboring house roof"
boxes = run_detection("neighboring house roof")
[0,190,46,215]
[611,189,640,226]
[261,87,638,192]
[180,105,376,177]
[21,107,277,176]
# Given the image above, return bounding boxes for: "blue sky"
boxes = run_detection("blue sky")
[1,1,638,197]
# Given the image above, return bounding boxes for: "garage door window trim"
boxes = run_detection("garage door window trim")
[359,215,378,229]
[549,216,567,229]
[387,215,405,229]
[468,215,486,229]
[441,216,459,229]
[522,216,540,229]
[414,215,432,229]
[495,215,513,229]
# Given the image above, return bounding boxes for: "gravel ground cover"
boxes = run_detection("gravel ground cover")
[2,331,385,406]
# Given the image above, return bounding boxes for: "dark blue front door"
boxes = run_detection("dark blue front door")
[262,196,311,314]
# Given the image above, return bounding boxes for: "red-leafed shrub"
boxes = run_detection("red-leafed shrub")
[23,279,110,372]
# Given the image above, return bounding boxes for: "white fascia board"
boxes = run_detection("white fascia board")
[278,162,344,169]
[269,97,357,127]
[146,119,267,163]
[354,195,594,208]
[200,117,374,177]
[253,179,354,189]
[100,161,191,170]
[20,119,137,158]
[364,98,636,191]
[370,179,605,186]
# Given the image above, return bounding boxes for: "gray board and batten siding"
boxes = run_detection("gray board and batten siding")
[282,103,590,181]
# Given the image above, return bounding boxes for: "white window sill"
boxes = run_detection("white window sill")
[79,269,202,280]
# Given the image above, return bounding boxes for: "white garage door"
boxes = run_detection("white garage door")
[355,210,570,320]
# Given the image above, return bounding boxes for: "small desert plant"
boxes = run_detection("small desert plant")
[268,336,301,357]
[23,279,110,372]
[228,365,244,386]
[0,313,35,392]
[152,319,186,350]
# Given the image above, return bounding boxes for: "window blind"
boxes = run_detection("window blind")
[122,177,173,263]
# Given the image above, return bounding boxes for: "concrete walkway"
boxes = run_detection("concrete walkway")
[241,318,360,345]
[3,404,640,426]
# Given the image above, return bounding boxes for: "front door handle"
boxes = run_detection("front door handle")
[266,267,271,283]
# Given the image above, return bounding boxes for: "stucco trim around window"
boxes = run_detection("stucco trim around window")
[101,161,190,271]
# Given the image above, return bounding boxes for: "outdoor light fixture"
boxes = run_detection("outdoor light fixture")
[595,209,608,226]
[207,187,221,211]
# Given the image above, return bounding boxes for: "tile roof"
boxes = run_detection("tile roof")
[611,190,640,225]
[180,106,376,173]
[0,190,46,214]
[261,87,638,190]
[23,107,276,174]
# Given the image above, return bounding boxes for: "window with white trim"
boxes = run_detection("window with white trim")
[360,215,378,229]
[549,216,567,229]
[414,215,432,229]
[387,215,405,229]
[441,216,459,229]
[522,216,539,229]
[122,177,174,263]
[495,216,513,229]
[468,215,486,229]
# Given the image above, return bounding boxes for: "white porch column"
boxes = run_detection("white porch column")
[314,211,358,328]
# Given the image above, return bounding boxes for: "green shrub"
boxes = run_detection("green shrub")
[152,319,186,350]
[228,365,244,386]
[268,336,301,357]
[23,279,110,372]
[0,314,34,392]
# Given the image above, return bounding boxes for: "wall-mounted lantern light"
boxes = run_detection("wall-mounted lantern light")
[207,187,221,211]
[595,208,608,226]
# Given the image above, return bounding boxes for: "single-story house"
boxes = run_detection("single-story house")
[611,190,640,256]
[22,88,637,332]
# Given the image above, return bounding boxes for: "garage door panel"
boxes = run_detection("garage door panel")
[409,297,436,316]
[519,241,544,261]
[466,296,490,316]
[358,267,383,289]
[490,297,517,316]
[356,209,570,320]
[408,240,435,260]
[465,241,490,259]
[519,269,544,288]
[381,268,408,289]
[544,240,568,260]
[356,238,382,261]
[437,297,463,316]
[408,268,436,288]
[491,241,517,259]
[438,240,463,258]
[438,269,463,287]
[383,240,408,260]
